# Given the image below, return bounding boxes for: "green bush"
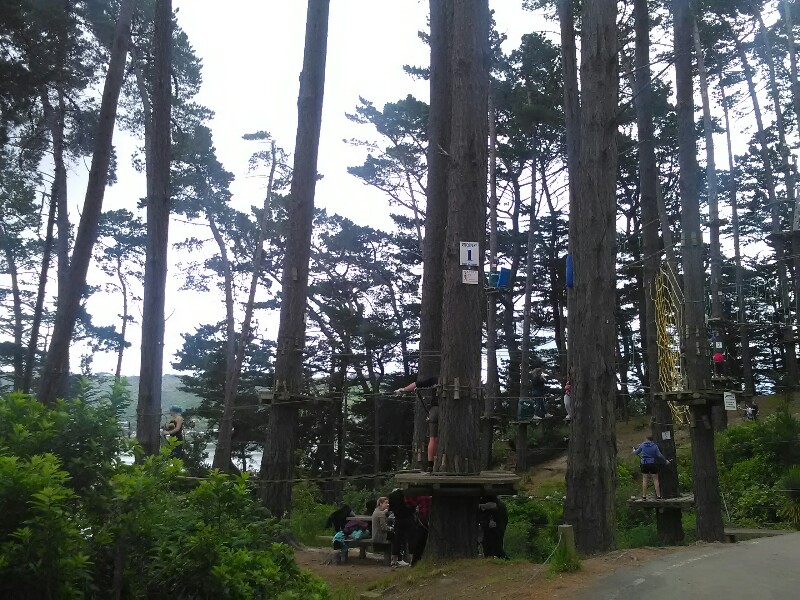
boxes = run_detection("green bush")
[777,466,800,529]
[288,481,334,546]
[0,393,330,599]
[505,496,563,561]
[716,409,800,526]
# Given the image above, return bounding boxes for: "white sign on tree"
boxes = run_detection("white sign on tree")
[459,241,479,266]
[723,392,737,411]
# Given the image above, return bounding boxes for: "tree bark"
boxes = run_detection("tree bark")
[40,89,70,396]
[783,1,800,321]
[633,0,682,543]
[115,254,129,380]
[557,0,580,375]
[213,142,279,471]
[23,193,57,394]
[520,157,538,409]
[260,0,330,516]
[137,0,172,455]
[414,0,452,469]
[0,223,24,389]
[676,0,724,543]
[481,91,498,470]
[735,31,799,387]
[757,12,799,389]
[563,0,618,555]
[39,0,135,405]
[693,21,727,432]
[427,0,489,560]
[720,82,754,395]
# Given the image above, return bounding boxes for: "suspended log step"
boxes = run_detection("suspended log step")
[627,494,695,510]
[257,390,334,409]
[479,415,501,422]
[652,390,724,405]
[394,470,520,497]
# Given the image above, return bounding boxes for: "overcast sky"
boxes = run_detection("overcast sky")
[73,1,549,376]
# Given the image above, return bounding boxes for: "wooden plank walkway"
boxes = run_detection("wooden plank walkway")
[627,494,695,509]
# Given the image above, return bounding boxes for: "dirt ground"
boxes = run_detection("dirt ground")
[296,544,699,599]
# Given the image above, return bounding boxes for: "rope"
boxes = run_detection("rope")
[653,264,690,424]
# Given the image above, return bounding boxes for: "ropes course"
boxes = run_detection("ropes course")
[653,262,690,424]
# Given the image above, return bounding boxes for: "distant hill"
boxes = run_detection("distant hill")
[94,373,202,413]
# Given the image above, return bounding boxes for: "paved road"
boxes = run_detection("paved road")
[577,532,800,600]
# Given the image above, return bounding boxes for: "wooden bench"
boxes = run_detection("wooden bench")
[317,535,392,563]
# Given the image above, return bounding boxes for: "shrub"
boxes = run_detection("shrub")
[777,466,800,529]
[288,481,334,546]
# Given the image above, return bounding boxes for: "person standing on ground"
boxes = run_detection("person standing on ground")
[395,376,439,472]
[387,488,413,568]
[478,495,508,559]
[633,435,669,499]
[371,497,389,544]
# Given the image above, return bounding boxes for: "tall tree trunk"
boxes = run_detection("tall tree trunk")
[783,1,800,321]
[40,89,70,395]
[115,255,129,380]
[757,12,799,389]
[721,82,755,395]
[541,160,565,376]
[563,0,618,555]
[0,224,24,389]
[137,0,172,454]
[677,0,724,543]
[481,91,499,469]
[260,0,330,516]
[520,158,538,411]
[414,0,452,469]
[39,0,135,405]
[23,193,57,393]
[427,0,489,560]
[735,31,799,387]
[557,0,580,375]
[633,0,682,543]
[213,142,278,471]
[694,20,727,431]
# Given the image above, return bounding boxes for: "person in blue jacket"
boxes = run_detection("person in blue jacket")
[633,435,669,500]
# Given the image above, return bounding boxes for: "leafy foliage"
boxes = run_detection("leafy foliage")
[0,394,329,599]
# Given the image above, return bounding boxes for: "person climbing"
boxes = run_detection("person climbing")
[478,495,508,559]
[633,435,670,499]
[563,373,573,420]
[395,376,439,472]
[371,497,390,545]
[713,350,725,376]
[531,368,551,419]
[161,406,184,458]
[388,488,413,568]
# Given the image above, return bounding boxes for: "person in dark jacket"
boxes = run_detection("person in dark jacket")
[531,368,551,419]
[388,488,413,567]
[325,505,354,532]
[633,436,669,499]
[478,496,508,559]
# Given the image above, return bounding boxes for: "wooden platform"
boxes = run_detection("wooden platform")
[395,470,519,496]
[627,494,695,510]
[653,390,724,405]
[509,419,542,426]
[257,390,334,409]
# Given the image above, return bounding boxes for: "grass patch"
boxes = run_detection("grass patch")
[547,539,581,574]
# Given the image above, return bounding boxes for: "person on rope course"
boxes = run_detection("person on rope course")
[531,368,552,420]
[563,373,573,420]
[712,350,725,376]
[395,376,439,472]
[633,435,671,500]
